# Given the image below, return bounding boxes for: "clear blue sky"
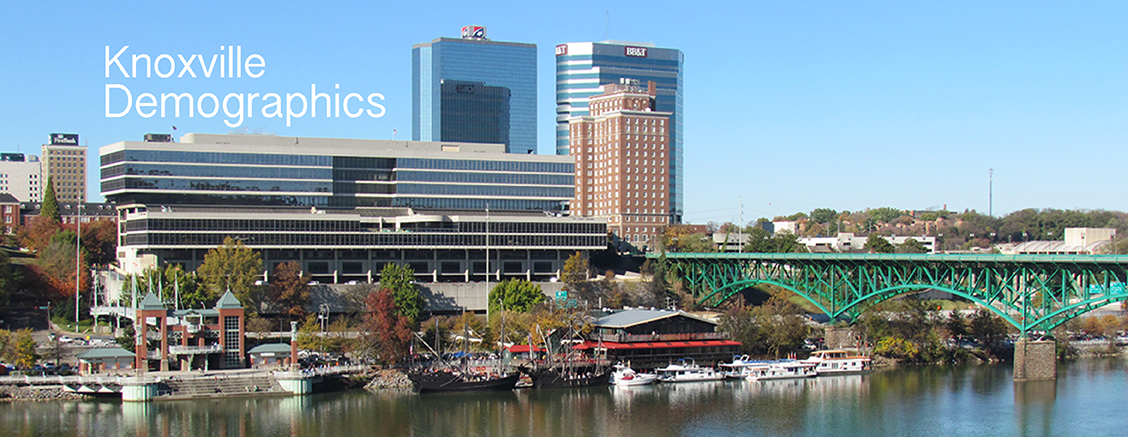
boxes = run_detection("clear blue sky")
[1,1,1125,224]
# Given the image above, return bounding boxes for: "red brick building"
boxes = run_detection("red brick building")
[569,79,671,248]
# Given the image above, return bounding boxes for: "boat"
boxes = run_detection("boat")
[407,369,521,393]
[718,354,769,379]
[654,358,724,383]
[744,360,817,381]
[803,349,872,376]
[520,362,612,388]
[611,363,658,386]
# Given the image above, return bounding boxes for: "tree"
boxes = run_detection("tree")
[379,263,425,323]
[561,251,596,303]
[196,237,264,310]
[79,219,118,266]
[266,261,312,320]
[41,177,60,223]
[810,208,838,224]
[360,289,413,364]
[0,329,39,369]
[18,215,61,253]
[164,264,205,309]
[488,279,546,314]
[0,250,18,307]
[969,309,1009,350]
[897,238,929,254]
[865,234,895,253]
[36,230,89,300]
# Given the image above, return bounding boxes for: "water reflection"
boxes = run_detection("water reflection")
[2,362,1127,437]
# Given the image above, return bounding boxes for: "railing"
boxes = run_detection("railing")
[168,345,224,355]
[587,332,731,343]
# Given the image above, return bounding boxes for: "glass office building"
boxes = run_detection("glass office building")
[101,133,604,282]
[555,41,684,223]
[413,28,537,154]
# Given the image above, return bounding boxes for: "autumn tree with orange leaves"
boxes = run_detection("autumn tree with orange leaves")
[266,261,311,320]
[360,289,413,364]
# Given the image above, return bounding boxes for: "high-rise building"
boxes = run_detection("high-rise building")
[555,41,683,222]
[41,133,87,202]
[569,79,670,248]
[413,26,537,154]
[0,153,41,202]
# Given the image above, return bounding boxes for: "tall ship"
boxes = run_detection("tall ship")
[407,369,521,394]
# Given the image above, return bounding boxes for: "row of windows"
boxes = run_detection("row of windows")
[397,170,572,186]
[121,193,330,207]
[155,248,566,261]
[332,157,397,170]
[137,232,605,248]
[391,197,565,211]
[102,164,331,180]
[119,178,332,193]
[102,150,331,167]
[399,158,571,174]
[397,183,572,198]
[131,217,604,235]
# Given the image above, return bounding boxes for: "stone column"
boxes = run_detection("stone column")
[1013,339,1057,381]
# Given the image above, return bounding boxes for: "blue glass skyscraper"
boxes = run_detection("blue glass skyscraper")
[555,41,684,223]
[413,26,537,154]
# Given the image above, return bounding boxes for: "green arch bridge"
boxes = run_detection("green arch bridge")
[651,253,1128,336]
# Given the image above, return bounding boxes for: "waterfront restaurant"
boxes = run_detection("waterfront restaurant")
[574,309,741,370]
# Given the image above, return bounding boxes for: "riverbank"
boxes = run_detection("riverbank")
[0,387,84,402]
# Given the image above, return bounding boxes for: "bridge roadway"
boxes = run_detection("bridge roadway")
[650,253,1128,336]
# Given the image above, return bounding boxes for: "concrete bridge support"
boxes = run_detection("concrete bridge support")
[1013,339,1057,381]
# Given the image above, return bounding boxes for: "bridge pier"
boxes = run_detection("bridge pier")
[1013,339,1057,381]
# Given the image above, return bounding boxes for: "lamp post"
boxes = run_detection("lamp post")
[75,203,83,326]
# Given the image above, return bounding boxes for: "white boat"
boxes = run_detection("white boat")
[803,350,872,376]
[611,364,658,386]
[745,360,817,381]
[718,354,769,379]
[655,358,725,383]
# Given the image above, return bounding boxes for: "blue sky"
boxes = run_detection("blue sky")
[1,1,1125,224]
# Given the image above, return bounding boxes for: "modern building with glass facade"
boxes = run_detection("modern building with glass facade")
[413,26,537,154]
[555,41,684,223]
[100,133,605,282]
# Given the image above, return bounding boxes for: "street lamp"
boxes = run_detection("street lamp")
[75,203,84,326]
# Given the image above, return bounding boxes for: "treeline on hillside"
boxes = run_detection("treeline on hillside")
[662,208,1128,253]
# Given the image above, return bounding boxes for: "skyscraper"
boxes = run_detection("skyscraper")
[41,133,87,202]
[555,41,683,222]
[413,26,536,154]
[569,79,670,248]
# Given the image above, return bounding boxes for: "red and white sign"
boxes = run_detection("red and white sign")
[624,46,648,58]
[555,44,568,56]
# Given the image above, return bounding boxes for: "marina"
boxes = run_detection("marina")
[2,360,1125,436]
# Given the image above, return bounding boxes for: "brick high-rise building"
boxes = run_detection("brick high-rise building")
[569,79,670,248]
[41,133,87,203]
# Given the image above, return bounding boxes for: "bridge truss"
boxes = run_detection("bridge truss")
[654,253,1128,335]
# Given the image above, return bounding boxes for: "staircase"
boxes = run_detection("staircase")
[157,374,287,399]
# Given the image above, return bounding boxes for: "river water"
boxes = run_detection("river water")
[2,359,1125,437]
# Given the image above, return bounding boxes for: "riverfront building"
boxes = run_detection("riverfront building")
[100,133,605,281]
[569,79,671,248]
[42,133,88,203]
[555,41,684,222]
[575,309,740,370]
[413,26,537,154]
[0,153,42,202]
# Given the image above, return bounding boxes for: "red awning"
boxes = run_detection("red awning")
[507,345,544,353]
[573,340,741,350]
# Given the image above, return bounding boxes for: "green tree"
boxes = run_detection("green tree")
[809,208,838,224]
[196,237,264,311]
[266,260,312,320]
[970,309,1009,349]
[562,251,597,303]
[771,230,802,253]
[897,238,929,254]
[0,329,39,368]
[488,279,546,314]
[742,227,775,253]
[865,234,895,253]
[164,264,204,309]
[41,177,60,223]
[868,207,903,223]
[380,263,424,323]
[0,250,18,306]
